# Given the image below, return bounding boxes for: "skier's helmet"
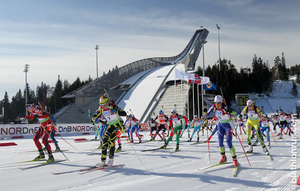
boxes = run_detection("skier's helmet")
[214,95,223,103]
[99,94,109,106]
[194,115,198,118]
[247,100,254,106]
[27,105,43,116]
[262,113,267,117]
[171,109,177,113]
[159,110,164,114]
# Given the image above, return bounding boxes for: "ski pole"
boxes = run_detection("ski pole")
[42,128,70,161]
[57,134,80,151]
[206,127,211,164]
[240,125,244,147]
[270,129,278,148]
[56,145,70,161]
[236,131,252,167]
[122,130,147,170]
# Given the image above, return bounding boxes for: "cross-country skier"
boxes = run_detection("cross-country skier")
[180,117,190,138]
[147,117,158,141]
[260,113,271,147]
[123,116,132,140]
[241,100,269,155]
[153,110,169,142]
[127,115,141,143]
[160,109,188,151]
[277,109,294,138]
[201,117,209,136]
[25,104,54,162]
[272,114,280,132]
[92,94,127,167]
[187,115,202,142]
[205,95,239,167]
[285,114,294,135]
[48,116,61,152]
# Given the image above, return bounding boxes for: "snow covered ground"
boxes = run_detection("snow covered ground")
[1,80,299,191]
[233,80,300,115]
[0,121,299,191]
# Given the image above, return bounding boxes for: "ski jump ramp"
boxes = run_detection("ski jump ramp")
[116,28,209,122]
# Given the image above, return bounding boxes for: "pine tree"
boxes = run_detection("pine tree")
[297,72,300,84]
[10,90,25,122]
[36,82,50,103]
[281,52,288,81]
[1,92,11,123]
[50,76,63,113]
[291,81,298,97]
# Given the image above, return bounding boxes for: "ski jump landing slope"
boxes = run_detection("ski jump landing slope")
[117,64,176,121]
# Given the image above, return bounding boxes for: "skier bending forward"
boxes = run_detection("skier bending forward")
[206,95,239,167]
[93,94,127,167]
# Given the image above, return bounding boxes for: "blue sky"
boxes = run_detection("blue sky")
[1,0,300,100]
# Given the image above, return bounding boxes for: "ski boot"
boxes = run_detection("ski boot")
[187,138,192,142]
[263,146,269,155]
[107,157,114,167]
[219,153,227,164]
[34,149,45,160]
[247,144,253,153]
[232,156,239,167]
[252,139,258,146]
[116,144,122,152]
[47,153,54,163]
[149,136,154,141]
[160,143,167,149]
[197,137,199,142]
[55,144,61,152]
[96,160,106,167]
[139,138,142,143]
[175,144,179,152]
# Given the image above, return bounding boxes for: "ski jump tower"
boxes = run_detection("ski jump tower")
[57,28,209,123]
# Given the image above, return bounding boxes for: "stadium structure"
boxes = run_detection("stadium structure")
[56,28,209,123]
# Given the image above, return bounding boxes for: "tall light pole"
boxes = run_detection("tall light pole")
[24,64,29,116]
[201,40,207,117]
[95,45,99,78]
[216,24,221,71]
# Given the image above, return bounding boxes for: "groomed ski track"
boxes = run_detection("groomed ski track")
[0,122,299,191]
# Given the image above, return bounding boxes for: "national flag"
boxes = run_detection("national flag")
[188,74,210,84]
[175,69,210,85]
[175,69,189,81]
[203,81,217,90]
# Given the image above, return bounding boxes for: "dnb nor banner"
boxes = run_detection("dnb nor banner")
[0,123,97,139]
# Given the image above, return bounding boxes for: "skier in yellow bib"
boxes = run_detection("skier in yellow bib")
[241,100,269,155]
